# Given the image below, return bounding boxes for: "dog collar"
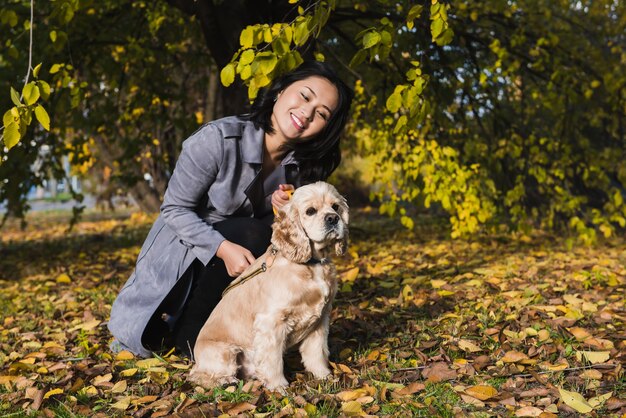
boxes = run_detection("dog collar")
[306,257,329,265]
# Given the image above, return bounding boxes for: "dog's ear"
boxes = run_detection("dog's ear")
[271,203,312,263]
[335,195,349,256]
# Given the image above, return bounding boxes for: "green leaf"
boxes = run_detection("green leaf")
[10,87,21,106]
[240,26,254,48]
[23,83,40,106]
[431,19,444,40]
[349,49,367,68]
[436,28,454,46]
[363,31,381,48]
[240,49,255,66]
[220,64,236,87]
[33,63,42,78]
[37,80,51,100]
[294,19,311,46]
[386,92,403,113]
[256,53,278,75]
[35,105,50,131]
[50,64,62,74]
[3,122,21,149]
[3,108,18,127]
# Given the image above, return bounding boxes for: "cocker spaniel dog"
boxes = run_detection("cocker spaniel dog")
[189,181,348,392]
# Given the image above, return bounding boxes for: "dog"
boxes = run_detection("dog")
[188,181,349,392]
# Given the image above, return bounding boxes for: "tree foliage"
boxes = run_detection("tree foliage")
[1,0,624,242]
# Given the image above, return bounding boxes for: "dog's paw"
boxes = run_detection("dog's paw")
[263,377,289,394]
[188,369,237,389]
[308,366,332,380]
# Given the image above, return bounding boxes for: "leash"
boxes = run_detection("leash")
[220,245,330,297]
[221,246,278,297]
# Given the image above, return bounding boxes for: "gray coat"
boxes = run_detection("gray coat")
[108,116,301,357]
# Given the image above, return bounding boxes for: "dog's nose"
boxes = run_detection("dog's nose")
[325,213,339,226]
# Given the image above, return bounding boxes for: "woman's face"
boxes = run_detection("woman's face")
[270,75,339,143]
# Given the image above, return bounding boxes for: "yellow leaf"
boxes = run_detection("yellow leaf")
[34,104,50,131]
[575,351,610,364]
[111,380,127,393]
[220,63,236,87]
[458,339,482,353]
[148,370,169,384]
[120,368,138,377]
[588,391,612,409]
[579,369,602,380]
[0,376,18,385]
[72,319,101,331]
[336,389,369,401]
[537,329,551,342]
[341,401,363,416]
[430,279,446,289]
[558,387,593,414]
[342,267,359,282]
[115,350,134,361]
[111,396,131,410]
[136,358,164,369]
[93,373,113,386]
[465,385,498,400]
[43,388,63,399]
[56,273,71,283]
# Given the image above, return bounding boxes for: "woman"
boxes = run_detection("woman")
[108,61,353,357]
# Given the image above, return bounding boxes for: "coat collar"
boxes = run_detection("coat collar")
[226,117,298,167]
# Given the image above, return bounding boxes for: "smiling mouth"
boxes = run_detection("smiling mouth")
[290,113,305,131]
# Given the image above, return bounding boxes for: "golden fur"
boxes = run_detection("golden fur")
[188,182,349,392]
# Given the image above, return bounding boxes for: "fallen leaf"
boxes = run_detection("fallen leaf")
[514,406,543,417]
[110,380,127,393]
[115,350,134,361]
[575,351,610,364]
[421,362,457,382]
[111,396,131,410]
[341,401,364,416]
[558,387,592,414]
[43,388,63,399]
[501,350,529,363]
[342,267,359,282]
[465,385,498,400]
[458,339,482,353]
[56,273,71,283]
[395,382,425,396]
[460,394,485,407]
[588,391,612,409]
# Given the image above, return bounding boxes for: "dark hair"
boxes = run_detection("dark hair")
[243,60,353,183]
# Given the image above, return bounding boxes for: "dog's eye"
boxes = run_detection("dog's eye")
[305,207,317,216]
[332,203,340,211]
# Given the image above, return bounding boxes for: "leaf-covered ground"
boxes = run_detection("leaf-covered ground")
[0,208,625,417]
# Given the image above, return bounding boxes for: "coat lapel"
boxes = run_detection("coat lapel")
[241,123,264,216]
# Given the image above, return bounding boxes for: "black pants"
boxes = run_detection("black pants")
[142,216,273,357]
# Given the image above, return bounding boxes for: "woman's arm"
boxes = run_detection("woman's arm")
[160,124,227,266]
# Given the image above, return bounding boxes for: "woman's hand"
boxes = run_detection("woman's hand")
[272,184,295,213]
[216,240,257,277]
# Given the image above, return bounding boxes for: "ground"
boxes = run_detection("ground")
[0,208,624,417]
